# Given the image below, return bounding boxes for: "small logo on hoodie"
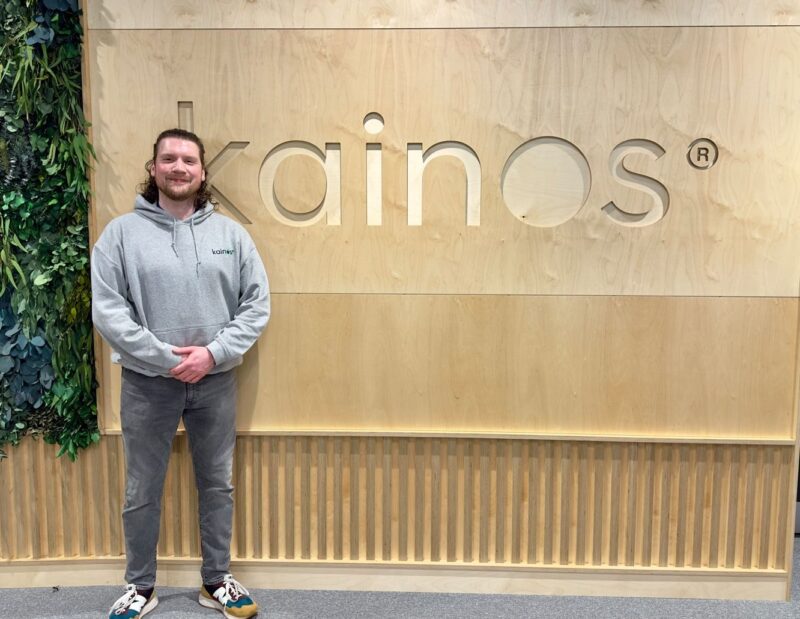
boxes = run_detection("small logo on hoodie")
[212,248,234,255]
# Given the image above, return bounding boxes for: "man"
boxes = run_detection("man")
[92,128,270,619]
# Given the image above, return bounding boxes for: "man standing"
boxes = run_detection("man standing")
[92,129,269,619]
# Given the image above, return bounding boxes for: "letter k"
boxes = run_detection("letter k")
[178,101,251,224]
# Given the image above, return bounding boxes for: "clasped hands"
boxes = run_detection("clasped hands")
[170,346,215,383]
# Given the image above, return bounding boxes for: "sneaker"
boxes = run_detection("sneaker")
[198,574,259,618]
[108,584,158,618]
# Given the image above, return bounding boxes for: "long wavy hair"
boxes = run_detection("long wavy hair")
[137,128,215,210]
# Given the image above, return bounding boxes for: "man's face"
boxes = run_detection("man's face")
[151,137,206,203]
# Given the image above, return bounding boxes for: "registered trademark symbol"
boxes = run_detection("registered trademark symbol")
[687,138,718,170]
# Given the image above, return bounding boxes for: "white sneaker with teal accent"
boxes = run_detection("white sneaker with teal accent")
[108,584,158,618]
[198,574,259,618]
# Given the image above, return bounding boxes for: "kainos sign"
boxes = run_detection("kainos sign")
[186,105,718,230]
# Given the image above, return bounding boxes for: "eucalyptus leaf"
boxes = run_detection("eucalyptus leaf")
[26,25,54,46]
[39,366,54,388]
[0,357,13,374]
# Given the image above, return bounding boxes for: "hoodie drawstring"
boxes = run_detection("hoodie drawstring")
[144,198,210,276]
[170,218,201,277]
[190,217,201,277]
[171,220,179,258]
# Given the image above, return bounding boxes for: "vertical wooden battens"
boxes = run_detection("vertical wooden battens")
[2,436,792,572]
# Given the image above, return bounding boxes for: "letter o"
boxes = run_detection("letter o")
[501,137,591,227]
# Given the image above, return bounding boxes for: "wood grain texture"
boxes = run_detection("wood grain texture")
[97,294,798,438]
[85,0,800,30]
[77,3,800,600]
[87,27,800,297]
[0,436,794,574]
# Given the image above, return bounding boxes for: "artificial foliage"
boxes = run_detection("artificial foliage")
[0,0,98,459]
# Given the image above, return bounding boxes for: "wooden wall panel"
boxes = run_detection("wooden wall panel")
[74,0,800,601]
[86,0,800,30]
[99,295,798,438]
[1,436,793,572]
[88,27,800,298]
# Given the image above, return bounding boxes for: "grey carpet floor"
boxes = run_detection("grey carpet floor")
[2,538,799,618]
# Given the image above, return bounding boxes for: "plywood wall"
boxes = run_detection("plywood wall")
[90,24,800,437]
[89,27,800,298]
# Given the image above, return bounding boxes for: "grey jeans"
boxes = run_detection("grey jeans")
[120,367,237,588]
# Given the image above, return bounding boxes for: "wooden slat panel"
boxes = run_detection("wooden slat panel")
[709,446,727,568]
[4,450,17,558]
[365,437,376,561]
[300,437,311,560]
[285,436,296,559]
[87,0,800,30]
[608,444,621,566]
[159,441,176,557]
[268,436,279,559]
[479,441,491,564]
[31,440,47,558]
[19,441,36,559]
[0,437,794,575]
[725,447,741,569]
[775,447,792,570]
[510,441,522,565]
[463,440,474,563]
[397,440,415,561]
[636,444,653,567]
[348,438,358,560]
[380,438,391,561]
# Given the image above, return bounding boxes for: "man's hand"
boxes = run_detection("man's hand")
[170,346,216,383]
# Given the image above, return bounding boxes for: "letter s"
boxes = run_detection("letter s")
[602,139,669,228]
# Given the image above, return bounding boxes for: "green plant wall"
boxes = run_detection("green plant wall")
[0,0,97,459]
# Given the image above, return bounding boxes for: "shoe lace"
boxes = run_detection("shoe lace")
[111,584,143,614]
[217,574,250,604]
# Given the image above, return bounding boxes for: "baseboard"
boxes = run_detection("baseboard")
[0,558,789,601]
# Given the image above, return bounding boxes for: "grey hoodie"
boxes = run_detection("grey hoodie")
[91,195,270,377]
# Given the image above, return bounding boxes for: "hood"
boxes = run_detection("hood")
[134,194,215,225]
[134,195,215,276]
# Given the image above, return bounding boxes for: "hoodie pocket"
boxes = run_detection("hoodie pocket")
[151,322,228,347]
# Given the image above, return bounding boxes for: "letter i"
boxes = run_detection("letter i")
[364,113,384,226]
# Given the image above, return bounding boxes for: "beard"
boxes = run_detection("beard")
[157,177,201,203]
